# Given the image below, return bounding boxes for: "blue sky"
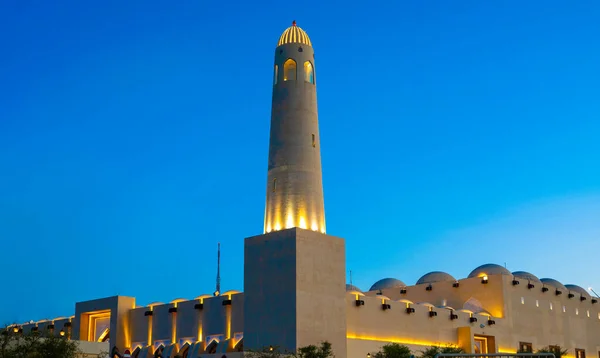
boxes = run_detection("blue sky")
[0,1,599,324]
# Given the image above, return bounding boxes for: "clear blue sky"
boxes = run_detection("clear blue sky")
[1,0,599,324]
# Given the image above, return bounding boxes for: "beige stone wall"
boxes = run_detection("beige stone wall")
[349,274,600,358]
[243,228,347,357]
[127,292,243,355]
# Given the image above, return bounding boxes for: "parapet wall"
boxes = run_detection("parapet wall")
[348,274,600,358]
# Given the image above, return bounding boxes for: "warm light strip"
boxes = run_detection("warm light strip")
[498,348,518,354]
[197,298,203,342]
[147,314,153,346]
[171,312,177,344]
[226,298,232,339]
[97,328,109,342]
[347,333,453,347]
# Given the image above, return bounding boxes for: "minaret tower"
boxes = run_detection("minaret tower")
[264,20,326,234]
[244,21,347,358]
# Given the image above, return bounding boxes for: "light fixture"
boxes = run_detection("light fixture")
[429,311,437,317]
[555,289,562,296]
[452,281,460,288]
[400,288,407,294]
[367,354,371,358]
[470,317,478,323]
[269,346,274,352]
[12,327,18,333]
[355,299,365,307]
[168,307,177,313]
[487,319,496,325]
[568,293,575,299]
[60,329,65,337]
[405,307,415,314]
[512,279,520,286]
[381,303,391,310]
[527,283,535,289]
[481,275,489,284]
[426,284,433,291]
[542,287,549,292]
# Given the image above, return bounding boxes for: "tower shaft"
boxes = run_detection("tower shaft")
[264,39,325,234]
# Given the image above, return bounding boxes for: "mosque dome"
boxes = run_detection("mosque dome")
[369,278,406,291]
[416,271,456,285]
[468,264,511,278]
[346,284,361,292]
[540,278,568,291]
[565,284,592,299]
[278,21,312,47]
[512,271,541,282]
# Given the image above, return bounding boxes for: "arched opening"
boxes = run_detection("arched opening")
[153,345,164,358]
[234,338,244,352]
[205,340,218,354]
[179,343,190,358]
[283,59,296,81]
[131,347,141,358]
[304,61,314,84]
[273,65,278,85]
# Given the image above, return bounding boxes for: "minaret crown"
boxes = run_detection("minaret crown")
[277,21,312,47]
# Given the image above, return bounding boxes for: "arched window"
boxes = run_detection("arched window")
[273,65,278,85]
[304,61,314,84]
[283,59,296,81]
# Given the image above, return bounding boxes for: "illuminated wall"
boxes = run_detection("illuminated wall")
[347,274,600,358]
[366,274,507,318]
[126,292,243,355]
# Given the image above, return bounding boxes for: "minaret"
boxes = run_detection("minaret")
[264,20,326,234]
[244,21,347,357]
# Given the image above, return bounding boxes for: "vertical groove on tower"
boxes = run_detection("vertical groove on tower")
[264,22,326,234]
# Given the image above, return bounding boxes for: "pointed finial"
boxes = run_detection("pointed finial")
[292,20,297,26]
[215,242,221,296]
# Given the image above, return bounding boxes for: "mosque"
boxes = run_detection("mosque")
[6,22,600,358]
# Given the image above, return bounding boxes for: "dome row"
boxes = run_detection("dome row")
[354,263,591,300]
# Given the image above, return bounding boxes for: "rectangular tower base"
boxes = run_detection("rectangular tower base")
[243,227,347,357]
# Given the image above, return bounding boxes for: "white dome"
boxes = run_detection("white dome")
[346,284,361,292]
[416,271,456,285]
[468,264,511,278]
[369,278,406,291]
[512,271,541,282]
[540,278,567,291]
[565,284,592,299]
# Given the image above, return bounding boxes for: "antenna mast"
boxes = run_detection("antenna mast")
[215,242,221,296]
